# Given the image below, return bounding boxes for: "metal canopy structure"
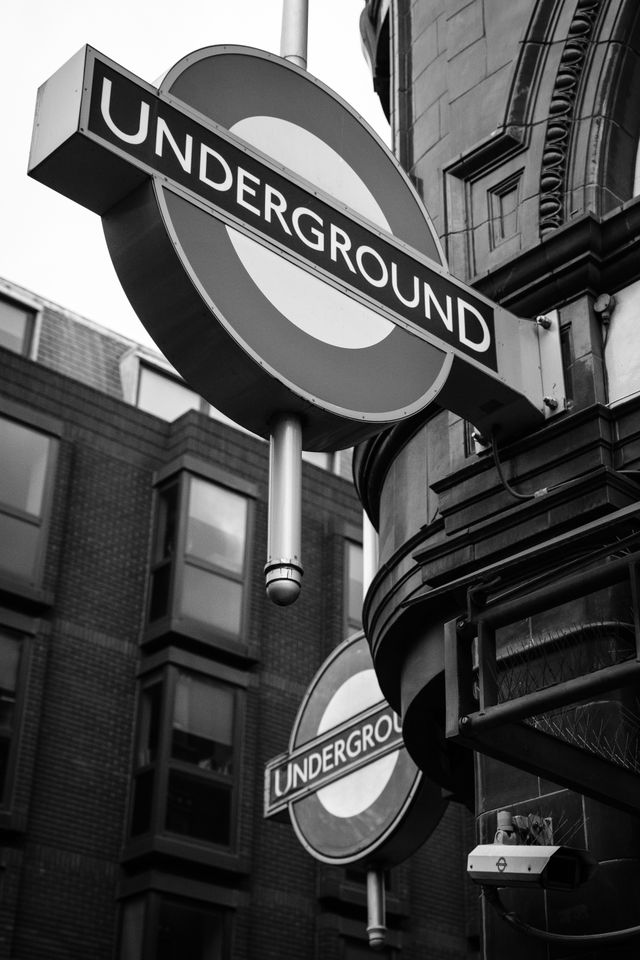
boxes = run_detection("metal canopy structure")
[442,505,640,815]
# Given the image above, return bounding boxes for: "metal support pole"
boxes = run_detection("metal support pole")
[280,0,309,68]
[265,414,304,605]
[366,867,387,950]
[263,1,309,606]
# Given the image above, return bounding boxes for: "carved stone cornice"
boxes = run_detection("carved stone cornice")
[355,195,640,529]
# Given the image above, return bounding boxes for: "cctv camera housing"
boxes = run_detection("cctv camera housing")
[467,844,597,890]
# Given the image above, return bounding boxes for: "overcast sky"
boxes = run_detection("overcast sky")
[1,0,388,346]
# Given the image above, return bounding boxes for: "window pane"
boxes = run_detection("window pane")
[154,484,179,563]
[130,769,155,837]
[148,563,171,622]
[166,770,232,845]
[0,418,50,515]
[302,450,332,470]
[156,898,225,960]
[186,479,247,574]
[138,367,202,421]
[172,673,234,773]
[0,739,10,804]
[0,634,19,730]
[346,541,363,632]
[119,896,146,960]
[0,633,19,801]
[180,565,243,635]
[0,298,32,355]
[0,513,40,580]
[498,185,518,241]
[137,683,162,767]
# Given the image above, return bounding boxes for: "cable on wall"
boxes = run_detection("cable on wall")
[490,433,543,502]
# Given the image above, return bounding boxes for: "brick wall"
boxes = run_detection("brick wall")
[0,299,475,959]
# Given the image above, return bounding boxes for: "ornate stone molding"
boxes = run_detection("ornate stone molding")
[539,0,603,237]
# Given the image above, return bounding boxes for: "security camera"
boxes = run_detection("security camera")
[467,844,597,891]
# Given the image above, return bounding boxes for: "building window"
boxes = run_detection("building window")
[301,449,354,477]
[0,414,56,586]
[129,665,242,853]
[488,173,521,248]
[123,348,355,474]
[147,466,252,646]
[137,364,207,421]
[302,450,336,471]
[560,321,574,402]
[0,630,21,807]
[345,540,363,636]
[119,893,229,960]
[0,296,36,357]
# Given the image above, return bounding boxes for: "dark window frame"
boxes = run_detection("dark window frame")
[0,400,61,597]
[317,861,409,925]
[0,608,36,831]
[560,320,574,403]
[343,937,397,960]
[125,652,247,868]
[117,886,234,960]
[487,170,523,250]
[136,361,210,421]
[145,456,257,658]
[319,911,402,959]
[344,530,364,638]
[0,292,39,358]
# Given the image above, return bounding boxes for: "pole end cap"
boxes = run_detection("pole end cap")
[366,926,387,951]
[265,561,303,606]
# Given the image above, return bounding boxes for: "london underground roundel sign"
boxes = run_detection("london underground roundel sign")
[264,633,447,865]
[29,45,546,449]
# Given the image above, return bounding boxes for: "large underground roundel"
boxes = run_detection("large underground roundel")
[103,47,450,451]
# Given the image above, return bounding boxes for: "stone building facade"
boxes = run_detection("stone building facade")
[359,1,640,957]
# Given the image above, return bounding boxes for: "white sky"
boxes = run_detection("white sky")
[1,0,388,347]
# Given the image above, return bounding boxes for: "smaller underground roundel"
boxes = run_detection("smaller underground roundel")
[264,633,447,866]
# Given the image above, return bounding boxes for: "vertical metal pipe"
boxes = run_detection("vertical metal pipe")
[366,867,387,950]
[263,3,309,605]
[265,414,303,605]
[280,0,309,68]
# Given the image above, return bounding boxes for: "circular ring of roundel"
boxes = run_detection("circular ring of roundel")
[103,46,450,451]
[287,633,447,866]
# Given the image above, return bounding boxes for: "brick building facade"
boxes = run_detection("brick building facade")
[0,277,477,959]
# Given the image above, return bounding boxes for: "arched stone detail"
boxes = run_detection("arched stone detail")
[539,0,603,237]
[573,0,640,215]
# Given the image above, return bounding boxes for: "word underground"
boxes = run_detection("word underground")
[268,704,403,807]
[90,63,497,367]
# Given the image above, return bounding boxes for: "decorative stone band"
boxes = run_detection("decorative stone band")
[539,0,602,237]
